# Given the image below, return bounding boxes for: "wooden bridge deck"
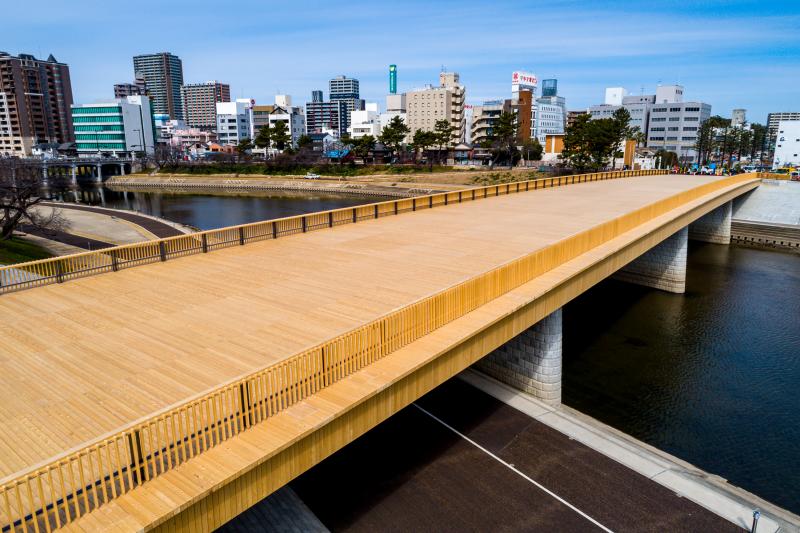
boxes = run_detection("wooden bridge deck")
[0,174,740,482]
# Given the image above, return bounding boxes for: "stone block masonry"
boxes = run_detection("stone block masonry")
[613,227,688,293]
[689,201,732,244]
[474,309,562,405]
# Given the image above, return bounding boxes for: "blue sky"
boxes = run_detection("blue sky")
[5,0,799,123]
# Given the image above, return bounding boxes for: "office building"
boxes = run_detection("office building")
[772,120,800,168]
[215,99,253,145]
[71,95,155,156]
[0,51,74,156]
[605,87,627,106]
[114,77,147,98]
[646,97,711,163]
[534,79,565,143]
[405,71,466,145]
[133,52,184,120]
[329,75,364,132]
[251,104,275,135]
[512,90,533,142]
[181,81,230,130]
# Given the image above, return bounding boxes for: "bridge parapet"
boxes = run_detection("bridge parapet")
[0,170,665,295]
[0,172,761,533]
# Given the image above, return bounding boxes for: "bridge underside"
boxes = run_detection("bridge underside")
[41,176,757,532]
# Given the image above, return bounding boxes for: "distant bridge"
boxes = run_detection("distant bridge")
[0,170,762,532]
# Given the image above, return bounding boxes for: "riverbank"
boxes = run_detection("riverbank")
[0,237,53,264]
[461,370,800,532]
[107,167,541,196]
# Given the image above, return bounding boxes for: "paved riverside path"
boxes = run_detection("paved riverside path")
[0,175,750,480]
[286,378,741,532]
[42,201,186,238]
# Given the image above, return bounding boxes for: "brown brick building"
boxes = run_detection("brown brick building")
[0,52,74,156]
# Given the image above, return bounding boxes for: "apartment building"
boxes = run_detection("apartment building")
[215,99,253,145]
[405,71,466,145]
[0,51,74,156]
[470,100,509,146]
[133,52,184,120]
[181,81,230,130]
[773,120,800,168]
[71,95,155,156]
[114,77,147,98]
[306,90,347,136]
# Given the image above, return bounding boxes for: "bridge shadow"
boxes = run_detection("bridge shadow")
[288,377,516,531]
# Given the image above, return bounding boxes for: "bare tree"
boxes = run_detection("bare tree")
[0,158,69,241]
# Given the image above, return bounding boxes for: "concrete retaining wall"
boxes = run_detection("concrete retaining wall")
[474,308,562,405]
[613,227,688,293]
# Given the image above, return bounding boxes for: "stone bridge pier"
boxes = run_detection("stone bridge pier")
[475,309,563,405]
[688,201,732,244]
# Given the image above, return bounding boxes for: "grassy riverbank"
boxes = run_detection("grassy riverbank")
[0,237,53,264]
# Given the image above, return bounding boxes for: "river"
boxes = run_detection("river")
[54,185,800,514]
[563,242,800,514]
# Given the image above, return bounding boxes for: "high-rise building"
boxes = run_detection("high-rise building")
[114,77,147,98]
[215,99,253,145]
[181,81,230,130]
[71,95,155,156]
[329,75,364,132]
[0,51,74,156]
[534,79,565,143]
[406,71,466,145]
[133,52,184,120]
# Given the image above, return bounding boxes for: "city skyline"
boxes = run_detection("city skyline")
[5,0,798,123]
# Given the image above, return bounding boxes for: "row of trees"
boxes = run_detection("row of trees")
[694,116,768,167]
[561,108,635,171]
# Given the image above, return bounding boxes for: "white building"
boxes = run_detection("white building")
[773,120,800,169]
[71,95,156,156]
[267,102,306,148]
[379,93,407,136]
[605,87,628,106]
[349,102,381,138]
[216,99,253,145]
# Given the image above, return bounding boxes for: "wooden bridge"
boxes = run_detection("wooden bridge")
[0,170,762,532]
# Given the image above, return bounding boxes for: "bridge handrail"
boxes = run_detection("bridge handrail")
[1,172,763,533]
[0,170,664,295]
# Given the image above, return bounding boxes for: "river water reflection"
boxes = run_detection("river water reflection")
[51,185,388,230]
[563,242,800,513]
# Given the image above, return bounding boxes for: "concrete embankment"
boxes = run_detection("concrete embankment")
[732,180,800,252]
[107,175,444,198]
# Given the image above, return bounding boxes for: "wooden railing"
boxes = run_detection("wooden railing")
[0,170,666,295]
[0,172,760,533]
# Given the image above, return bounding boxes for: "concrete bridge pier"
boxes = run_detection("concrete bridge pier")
[475,308,563,406]
[95,164,102,183]
[689,201,732,244]
[70,164,78,186]
[614,227,688,293]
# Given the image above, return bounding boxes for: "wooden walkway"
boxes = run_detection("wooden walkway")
[0,173,761,531]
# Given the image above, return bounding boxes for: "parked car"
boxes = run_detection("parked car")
[304,172,320,180]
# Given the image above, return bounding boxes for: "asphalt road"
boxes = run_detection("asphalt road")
[286,378,741,533]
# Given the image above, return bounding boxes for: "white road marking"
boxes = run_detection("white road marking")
[413,403,616,533]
